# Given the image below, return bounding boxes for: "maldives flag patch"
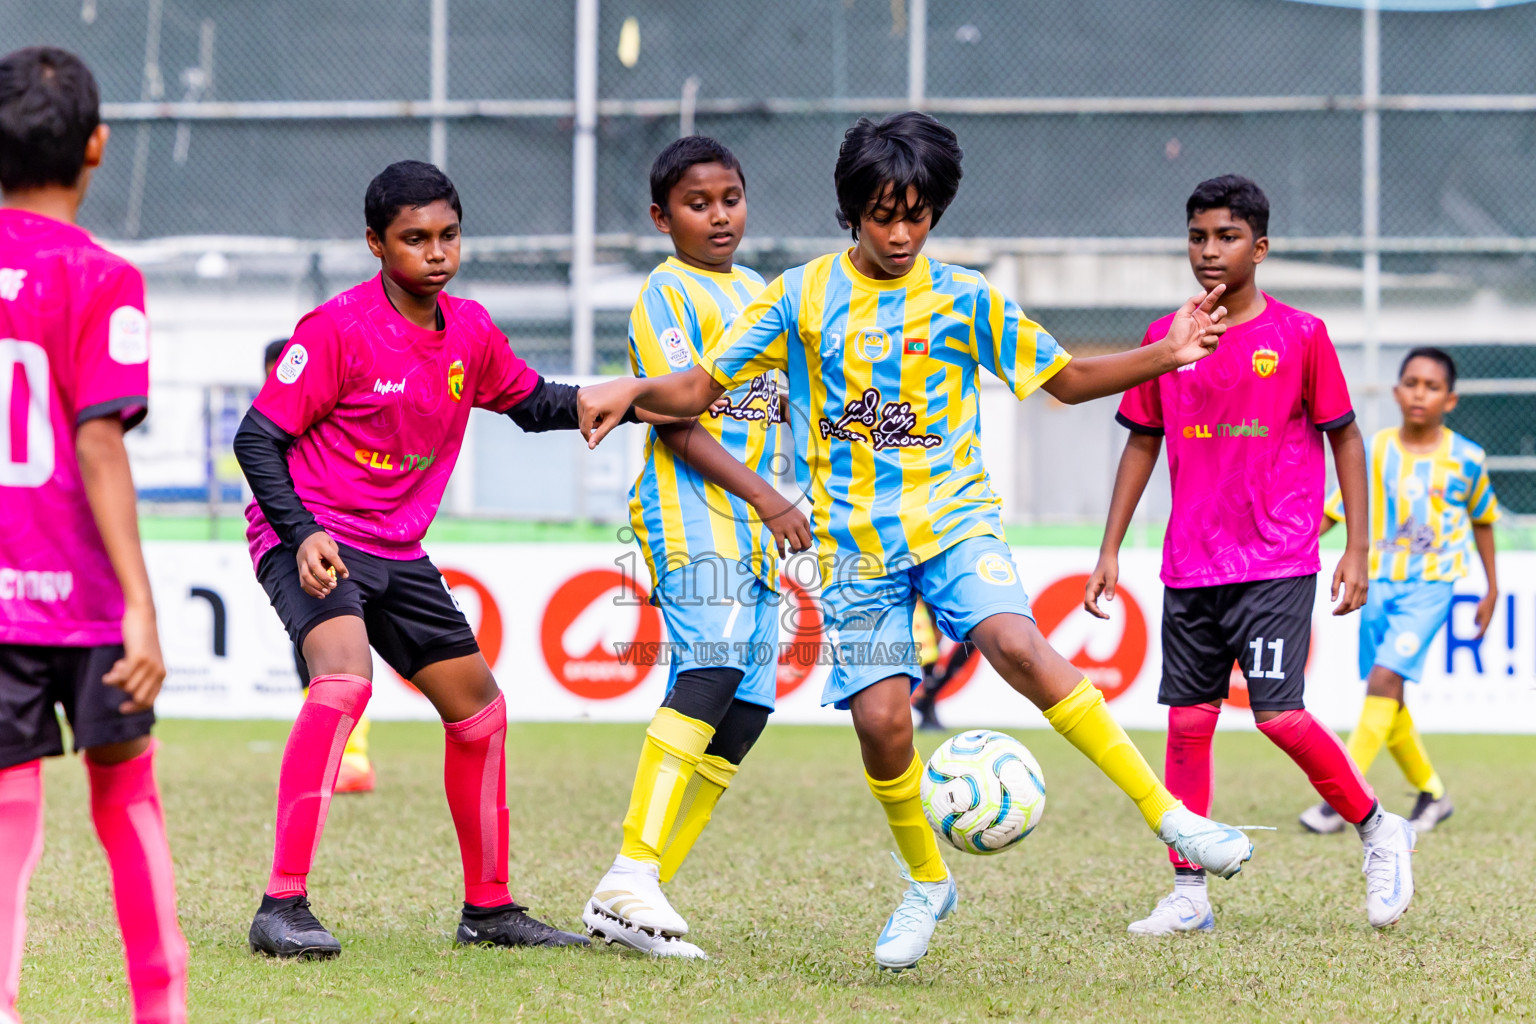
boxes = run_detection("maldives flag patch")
[904,337,929,356]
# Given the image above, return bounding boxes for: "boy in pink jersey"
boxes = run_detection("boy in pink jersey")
[0,48,188,1024]
[1085,175,1416,932]
[234,160,695,958]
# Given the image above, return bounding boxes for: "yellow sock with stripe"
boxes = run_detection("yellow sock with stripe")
[866,753,947,883]
[618,708,714,865]
[1345,695,1398,774]
[343,714,370,763]
[1386,703,1444,799]
[657,753,738,883]
[1043,678,1179,832]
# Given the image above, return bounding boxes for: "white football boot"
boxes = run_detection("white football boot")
[1408,791,1454,834]
[874,854,957,971]
[1360,810,1416,928]
[584,855,697,953]
[1127,890,1215,935]
[1157,807,1254,879]
[1299,801,1346,834]
[583,906,708,960]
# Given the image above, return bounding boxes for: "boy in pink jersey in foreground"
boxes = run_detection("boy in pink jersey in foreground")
[0,47,188,1024]
[1085,175,1416,933]
[234,160,690,958]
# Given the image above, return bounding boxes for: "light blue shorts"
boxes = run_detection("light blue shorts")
[818,535,1032,709]
[654,556,781,711]
[1358,579,1455,684]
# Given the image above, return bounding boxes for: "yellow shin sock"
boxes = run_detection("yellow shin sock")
[866,754,947,883]
[1346,695,1398,775]
[1386,703,1444,798]
[618,708,714,865]
[1043,679,1178,832]
[657,753,738,882]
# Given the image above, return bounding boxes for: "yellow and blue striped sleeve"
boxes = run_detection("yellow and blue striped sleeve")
[629,281,700,380]
[702,272,791,389]
[1324,486,1346,522]
[972,278,1071,399]
[1467,457,1500,525]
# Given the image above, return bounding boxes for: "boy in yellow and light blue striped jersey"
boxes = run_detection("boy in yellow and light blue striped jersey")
[583,137,812,960]
[1300,347,1498,837]
[577,112,1254,971]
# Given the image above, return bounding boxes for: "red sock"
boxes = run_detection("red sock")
[443,692,511,908]
[86,741,188,1024]
[1,760,44,1024]
[1165,703,1220,869]
[267,673,372,898]
[1256,708,1376,824]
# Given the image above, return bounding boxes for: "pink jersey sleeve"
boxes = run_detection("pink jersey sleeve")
[74,263,149,428]
[1303,320,1354,428]
[252,312,342,436]
[473,328,539,413]
[1114,325,1163,433]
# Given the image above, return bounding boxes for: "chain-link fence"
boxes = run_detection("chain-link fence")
[6,0,1535,519]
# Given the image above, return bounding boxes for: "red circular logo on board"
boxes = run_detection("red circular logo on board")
[775,575,823,698]
[1031,573,1148,702]
[541,569,662,700]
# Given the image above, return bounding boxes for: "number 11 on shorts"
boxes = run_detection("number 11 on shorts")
[1248,636,1286,680]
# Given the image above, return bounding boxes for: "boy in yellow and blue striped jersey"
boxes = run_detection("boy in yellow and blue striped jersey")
[577,112,1255,971]
[582,137,813,959]
[1300,347,1498,837]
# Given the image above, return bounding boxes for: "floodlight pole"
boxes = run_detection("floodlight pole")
[907,0,927,110]
[571,0,599,376]
[1361,0,1381,433]
[430,0,448,170]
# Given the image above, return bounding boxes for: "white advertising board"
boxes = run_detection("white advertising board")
[148,542,1535,732]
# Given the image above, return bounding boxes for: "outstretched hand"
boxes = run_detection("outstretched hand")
[1160,284,1228,367]
[577,378,643,449]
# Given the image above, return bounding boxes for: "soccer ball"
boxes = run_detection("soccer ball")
[920,730,1046,855]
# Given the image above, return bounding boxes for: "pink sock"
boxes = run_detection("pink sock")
[267,673,372,898]
[86,742,188,1024]
[1165,703,1220,869]
[1,761,43,1024]
[1256,708,1377,824]
[443,692,511,908]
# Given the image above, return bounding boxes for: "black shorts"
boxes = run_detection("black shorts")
[257,542,479,681]
[1159,574,1315,712]
[0,644,155,769]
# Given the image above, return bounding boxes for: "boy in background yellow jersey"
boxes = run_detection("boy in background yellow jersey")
[582,138,812,959]
[578,112,1257,971]
[1300,347,1498,836]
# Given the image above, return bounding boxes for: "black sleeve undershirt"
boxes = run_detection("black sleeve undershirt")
[505,376,640,433]
[233,408,322,550]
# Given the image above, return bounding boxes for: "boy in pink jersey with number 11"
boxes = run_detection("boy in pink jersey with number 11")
[1085,176,1417,933]
[0,48,188,1024]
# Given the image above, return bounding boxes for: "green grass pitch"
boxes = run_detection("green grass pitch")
[18,721,1536,1023]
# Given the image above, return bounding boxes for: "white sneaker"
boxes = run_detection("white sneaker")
[586,855,689,937]
[1127,891,1215,935]
[583,904,708,959]
[873,854,957,971]
[1409,791,1454,834]
[1299,801,1346,835]
[1361,811,1415,928]
[1157,807,1254,879]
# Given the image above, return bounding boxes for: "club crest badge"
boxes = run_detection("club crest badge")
[448,358,465,402]
[853,328,891,361]
[975,552,1018,586]
[1252,348,1279,378]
